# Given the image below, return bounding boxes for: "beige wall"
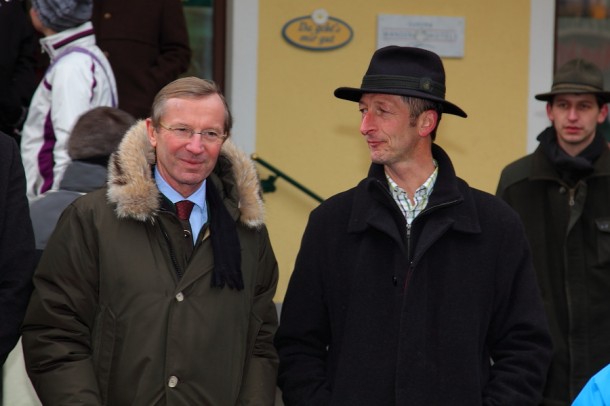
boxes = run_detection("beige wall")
[254,0,532,301]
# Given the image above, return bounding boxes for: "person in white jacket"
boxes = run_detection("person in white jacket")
[21,0,117,200]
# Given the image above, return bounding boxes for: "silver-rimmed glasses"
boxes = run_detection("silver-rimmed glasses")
[157,122,227,144]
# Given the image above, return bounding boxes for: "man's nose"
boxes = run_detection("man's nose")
[567,107,579,120]
[360,112,375,135]
[185,134,206,153]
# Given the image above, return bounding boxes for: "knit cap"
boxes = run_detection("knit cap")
[31,0,92,33]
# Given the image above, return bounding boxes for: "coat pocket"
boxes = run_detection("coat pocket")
[595,218,610,266]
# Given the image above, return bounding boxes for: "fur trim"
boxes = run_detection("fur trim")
[217,140,266,228]
[107,121,265,227]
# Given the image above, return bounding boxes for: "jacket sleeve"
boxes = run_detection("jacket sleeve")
[482,210,553,405]
[237,226,280,405]
[21,203,103,405]
[274,212,333,405]
[0,135,36,365]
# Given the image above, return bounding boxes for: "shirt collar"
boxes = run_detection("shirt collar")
[40,21,95,60]
[154,166,206,208]
[386,159,439,197]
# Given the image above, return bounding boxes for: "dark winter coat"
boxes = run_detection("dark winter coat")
[91,0,191,119]
[276,143,552,405]
[0,0,36,137]
[22,122,279,405]
[0,131,36,365]
[497,129,610,405]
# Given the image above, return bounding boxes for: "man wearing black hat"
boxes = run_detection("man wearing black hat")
[275,46,552,405]
[497,58,610,405]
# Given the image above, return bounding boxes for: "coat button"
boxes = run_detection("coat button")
[559,186,567,194]
[176,292,184,302]
[183,229,191,239]
[168,375,179,388]
[103,12,112,19]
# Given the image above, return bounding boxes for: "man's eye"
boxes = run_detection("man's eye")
[203,130,219,138]
[174,127,191,136]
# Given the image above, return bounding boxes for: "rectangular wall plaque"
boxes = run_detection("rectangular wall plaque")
[377,14,465,58]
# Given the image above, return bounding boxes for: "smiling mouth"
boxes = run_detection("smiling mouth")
[180,155,205,163]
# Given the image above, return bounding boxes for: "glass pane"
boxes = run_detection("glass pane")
[183,0,214,80]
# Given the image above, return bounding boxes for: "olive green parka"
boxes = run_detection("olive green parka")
[497,128,610,405]
[22,121,279,405]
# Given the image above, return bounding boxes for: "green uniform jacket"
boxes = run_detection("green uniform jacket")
[497,129,610,405]
[22,121,279,405]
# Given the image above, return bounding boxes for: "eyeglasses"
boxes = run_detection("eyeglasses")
[157,122,227,144]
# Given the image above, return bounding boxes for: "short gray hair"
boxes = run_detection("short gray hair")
[150,77,233,137]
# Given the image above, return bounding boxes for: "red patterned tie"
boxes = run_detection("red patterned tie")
[175,200,194,221]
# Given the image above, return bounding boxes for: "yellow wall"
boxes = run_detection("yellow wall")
[255,0,531,301]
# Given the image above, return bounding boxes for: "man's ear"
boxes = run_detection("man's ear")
[598,103,609,124]
[146,118,157,147]
[546,103,554,122]
[418,110,438,138]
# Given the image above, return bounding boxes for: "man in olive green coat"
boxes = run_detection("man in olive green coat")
[497,59,610,405]
[22,77,279,405]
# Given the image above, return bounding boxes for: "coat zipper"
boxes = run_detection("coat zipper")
[402,198,462,291]
[568,187,576,206]
[158,219,184,279]
[373,178,462,290]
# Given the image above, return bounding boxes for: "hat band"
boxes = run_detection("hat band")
[361,75,446,98]
[551,83,604,93]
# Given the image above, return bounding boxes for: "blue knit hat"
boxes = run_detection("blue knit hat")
[31,0,92,32]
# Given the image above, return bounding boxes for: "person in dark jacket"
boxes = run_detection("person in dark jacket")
[496,58,610,405]
[275,46,553,405]
[91,0,192,119]
[3,106,134,406]
[0,0,37,142]
[0,131,36,366]
[21,77,279,405]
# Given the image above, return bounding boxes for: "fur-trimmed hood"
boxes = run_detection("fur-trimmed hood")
[106,120,264,228]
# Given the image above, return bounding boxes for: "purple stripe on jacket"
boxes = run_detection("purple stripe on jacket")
[52,29,95,50]
[37,110,56,194]
[90,61,97,103]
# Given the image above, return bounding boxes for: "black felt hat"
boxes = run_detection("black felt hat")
[535,58,610,102]
[334,46,467,117]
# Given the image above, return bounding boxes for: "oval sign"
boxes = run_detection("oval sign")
[282,15,353,51]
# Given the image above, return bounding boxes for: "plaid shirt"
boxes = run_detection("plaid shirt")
[386,161,438,225]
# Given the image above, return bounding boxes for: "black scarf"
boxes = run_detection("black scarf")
[160,179,244,290]
[206,179,244,290]
[537,127,605,186]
